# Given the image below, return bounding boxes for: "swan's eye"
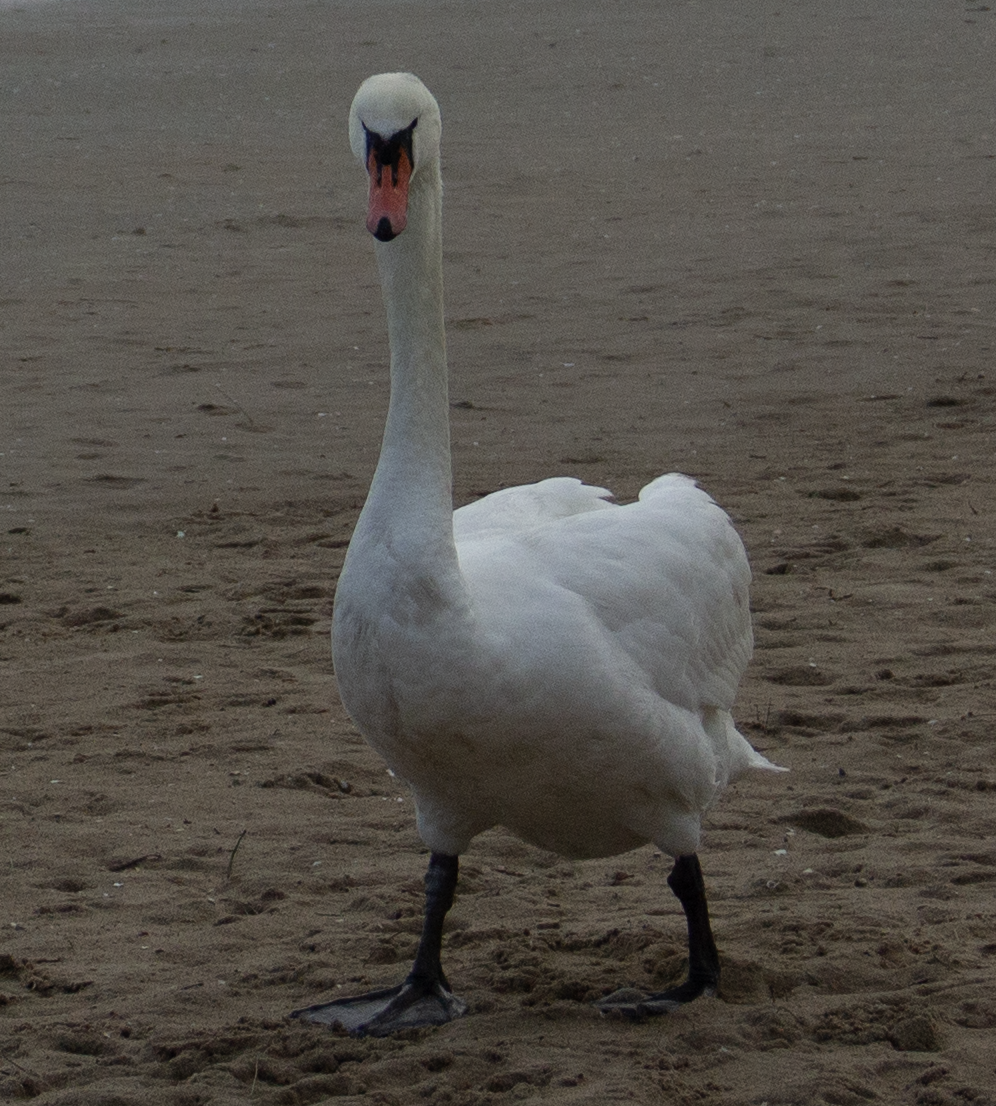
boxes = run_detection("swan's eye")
[363,119,417,185]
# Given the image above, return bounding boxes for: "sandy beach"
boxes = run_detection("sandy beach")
[3,0,996,1102]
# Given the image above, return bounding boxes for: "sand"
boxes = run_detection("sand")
[2,0,996,1102]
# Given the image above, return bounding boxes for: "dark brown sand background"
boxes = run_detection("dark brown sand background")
[3,1,996,1102]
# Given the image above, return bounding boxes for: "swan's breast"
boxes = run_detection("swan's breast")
[331,475,761,859]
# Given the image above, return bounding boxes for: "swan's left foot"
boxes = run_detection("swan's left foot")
[595,853,720,1021]
[290,852,464,1037]
[595,978,716,1019]
[291,977,467,1036]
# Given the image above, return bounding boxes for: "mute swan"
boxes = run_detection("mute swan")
[291,72,784,1037]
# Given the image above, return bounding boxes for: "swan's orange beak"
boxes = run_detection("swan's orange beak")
[366,146,412,242]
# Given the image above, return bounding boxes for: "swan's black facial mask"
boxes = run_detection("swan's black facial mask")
[364,121,416,186]
[363,120,417,242]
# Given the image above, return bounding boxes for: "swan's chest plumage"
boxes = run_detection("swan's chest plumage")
[331,481,764,861]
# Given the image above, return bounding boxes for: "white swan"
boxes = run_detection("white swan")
[291,72,784,1037]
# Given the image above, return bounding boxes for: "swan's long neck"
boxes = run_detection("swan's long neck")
[357,156,457,566]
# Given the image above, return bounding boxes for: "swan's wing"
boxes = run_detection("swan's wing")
[452,476,614,542]
[460,472,752,717]
[566,472,753,715]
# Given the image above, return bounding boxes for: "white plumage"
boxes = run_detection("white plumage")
[339,469,771,860]
[295,72,783,1037]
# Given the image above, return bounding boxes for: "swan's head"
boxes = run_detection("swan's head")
[349,72,442,243]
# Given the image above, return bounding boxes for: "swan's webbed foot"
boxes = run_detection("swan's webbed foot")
[594,853,720,1021]
[595,976,717,1019]
[290,853,465,1037]
[291,977,468,1036]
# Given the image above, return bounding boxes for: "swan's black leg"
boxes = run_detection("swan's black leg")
[407,852,460,993]
[290,852,467,1036]
[595,852,720,1018]
[661,853,721,1001]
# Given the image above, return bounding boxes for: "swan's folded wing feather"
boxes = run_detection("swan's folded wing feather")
[628,473,753,711]
[460,473,752,715]
[452,477,614,542]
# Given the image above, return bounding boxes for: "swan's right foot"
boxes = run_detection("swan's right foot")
[290,978,467,1037]
[290,852,464,1037]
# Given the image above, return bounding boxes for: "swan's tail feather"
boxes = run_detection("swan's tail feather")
[745,748,789,773]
